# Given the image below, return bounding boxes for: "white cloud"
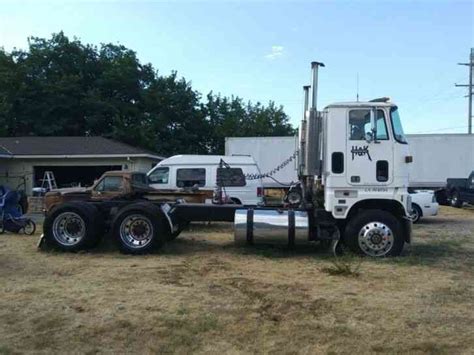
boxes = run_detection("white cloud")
[265,45,284,60]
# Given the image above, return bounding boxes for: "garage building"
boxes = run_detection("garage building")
[0,136,164,195]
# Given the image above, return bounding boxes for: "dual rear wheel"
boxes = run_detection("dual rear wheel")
[43,202,171,254]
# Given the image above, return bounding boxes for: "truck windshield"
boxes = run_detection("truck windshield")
[390,107,407,144]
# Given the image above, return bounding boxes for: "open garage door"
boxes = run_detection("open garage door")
[34,165,122,189]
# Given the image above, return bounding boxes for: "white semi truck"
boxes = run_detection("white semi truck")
[42,61,412,257]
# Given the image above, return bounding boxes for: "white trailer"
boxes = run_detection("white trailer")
[406,134,474,188]
[226,134,474,189]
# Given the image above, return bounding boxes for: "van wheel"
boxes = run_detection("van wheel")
[230,198,242,205]
[344,210,404,257]
[410,204,422,224]
[43,202,104,251]
[112,202,167,254]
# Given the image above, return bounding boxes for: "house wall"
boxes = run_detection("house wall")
[0,156,159,194]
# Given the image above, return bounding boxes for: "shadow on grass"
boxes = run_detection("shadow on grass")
[414,218,463,225]
[380,238,474,271]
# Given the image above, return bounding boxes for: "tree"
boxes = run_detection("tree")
[0,32,294,156]
[203,93,295,154]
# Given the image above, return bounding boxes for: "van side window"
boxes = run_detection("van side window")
[216,168,246,187]
[148,167,169,184]
[176,168,206,187]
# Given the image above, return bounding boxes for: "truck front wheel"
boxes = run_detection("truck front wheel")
[344,210,404,257]
[112,202,167,254]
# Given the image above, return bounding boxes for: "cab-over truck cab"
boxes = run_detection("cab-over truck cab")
[323,101,411,221]
[320,100,413,256]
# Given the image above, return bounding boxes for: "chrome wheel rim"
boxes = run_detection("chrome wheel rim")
[358,222,394,257]
[52,212,86,246]
[119,214,154,249]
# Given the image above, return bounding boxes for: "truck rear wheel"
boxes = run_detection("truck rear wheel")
[344,210,404,257]
[450,191,463,208]
[112,202,167,254]
[43,202,103,252]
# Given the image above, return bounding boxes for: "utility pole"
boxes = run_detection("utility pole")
[455,48,473,134]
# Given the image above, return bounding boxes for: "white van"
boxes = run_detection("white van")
[147,155,264,205]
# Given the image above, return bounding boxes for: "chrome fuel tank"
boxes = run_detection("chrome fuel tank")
[234,209,309,246]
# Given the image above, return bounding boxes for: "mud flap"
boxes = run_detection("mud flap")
[37,233,46,250]
[160,204,177,234]
[401,216,412,244]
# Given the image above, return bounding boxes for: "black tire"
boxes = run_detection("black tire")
[410,204,423,224]
[344,210,404,257]
[112,202,168,254]
[450,191,463,208]
[43,202,104,252]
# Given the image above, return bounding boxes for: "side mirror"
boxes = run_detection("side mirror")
[365,131,374,143]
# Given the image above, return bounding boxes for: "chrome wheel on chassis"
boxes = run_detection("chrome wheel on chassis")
[52,212,86,246]
[358,221,394,257]
[119,214,154,249]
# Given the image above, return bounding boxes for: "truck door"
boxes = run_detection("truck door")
[346,108,393,186]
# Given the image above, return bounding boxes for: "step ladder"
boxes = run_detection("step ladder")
[41,171,58,191]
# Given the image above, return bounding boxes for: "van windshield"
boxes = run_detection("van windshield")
[390,106,408,144]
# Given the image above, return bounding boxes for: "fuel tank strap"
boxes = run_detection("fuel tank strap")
[246,209,254,244]
[288,209,295,247]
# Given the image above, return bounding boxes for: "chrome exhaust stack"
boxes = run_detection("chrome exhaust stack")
[298,85,311,178]
[305,61,324,177]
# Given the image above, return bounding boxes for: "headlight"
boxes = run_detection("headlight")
[432,194,436,203]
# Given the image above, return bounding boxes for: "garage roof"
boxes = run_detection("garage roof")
[0,136,164,160]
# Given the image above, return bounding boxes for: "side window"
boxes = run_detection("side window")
[375,110,389,140]
[216,168,246,187]
[376,161,389,182]
[148,167,169,184]
[132,174,148,186]
[331,152,344,174]
[95,176,123,192]
[176,168,206,188]
[349,109,388,141]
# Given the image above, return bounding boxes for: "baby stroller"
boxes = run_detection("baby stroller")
[0,186,36,235]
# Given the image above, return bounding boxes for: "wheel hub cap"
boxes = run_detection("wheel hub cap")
[358,222,394,257]
[120,215,154,248]
[52,212,86,246]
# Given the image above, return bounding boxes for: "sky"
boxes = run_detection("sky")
[0,0,473,134]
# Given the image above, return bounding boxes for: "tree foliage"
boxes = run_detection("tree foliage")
[0,32,295,155]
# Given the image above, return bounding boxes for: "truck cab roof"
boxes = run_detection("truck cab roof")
[325,101,397,109]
